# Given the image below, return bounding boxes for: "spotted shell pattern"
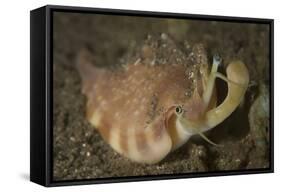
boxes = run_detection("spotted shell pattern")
[77,37,249,164]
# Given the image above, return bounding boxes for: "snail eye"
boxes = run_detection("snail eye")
[175,106,183,114]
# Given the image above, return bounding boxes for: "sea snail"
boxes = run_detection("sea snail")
[77,45,249,164]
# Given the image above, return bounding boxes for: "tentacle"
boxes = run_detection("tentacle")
[198,132,222,147]
[205,60,249,129]
[202,54,221,107]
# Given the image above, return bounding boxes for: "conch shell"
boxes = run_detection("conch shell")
[77,39,249,164]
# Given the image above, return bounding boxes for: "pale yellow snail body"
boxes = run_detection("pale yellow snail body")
[77,41,249,164]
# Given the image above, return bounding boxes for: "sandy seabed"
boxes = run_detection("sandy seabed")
[53,12,270,181]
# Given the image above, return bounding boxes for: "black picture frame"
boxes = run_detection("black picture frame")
[30,4,274,187]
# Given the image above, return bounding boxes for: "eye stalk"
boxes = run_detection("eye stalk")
[175,106,183,115]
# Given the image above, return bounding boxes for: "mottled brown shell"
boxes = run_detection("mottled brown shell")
[77,37,210,163]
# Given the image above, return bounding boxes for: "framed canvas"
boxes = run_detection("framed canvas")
[30,5,274,187]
